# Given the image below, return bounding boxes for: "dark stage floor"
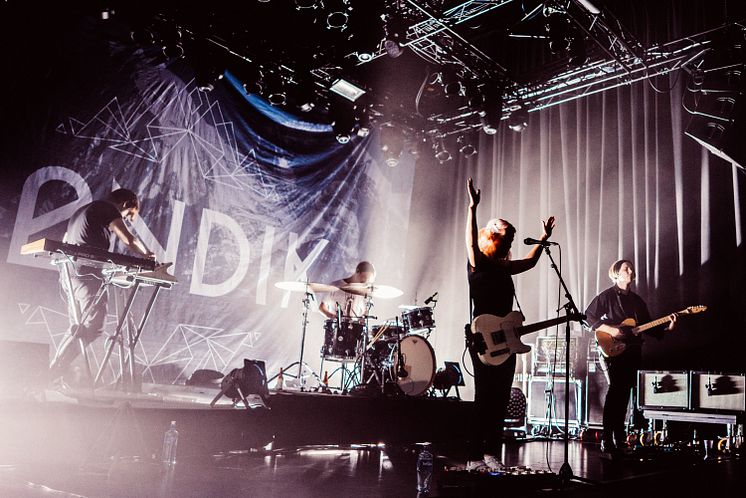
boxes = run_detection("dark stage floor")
[0,385,743,497]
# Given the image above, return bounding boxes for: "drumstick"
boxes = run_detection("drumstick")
[367,324,388,349]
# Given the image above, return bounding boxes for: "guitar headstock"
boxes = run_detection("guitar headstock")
[682,305,707,315]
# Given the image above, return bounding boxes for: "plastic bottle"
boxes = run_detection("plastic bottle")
[275,367,285,391]
[416,443,433,494]
[162,420,179,465]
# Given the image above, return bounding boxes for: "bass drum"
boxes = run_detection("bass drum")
[392,335,436,396]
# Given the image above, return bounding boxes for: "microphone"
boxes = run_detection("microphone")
[524,237,558,247]
[424,292,439,305]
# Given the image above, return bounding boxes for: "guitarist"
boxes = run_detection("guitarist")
[584,259,676,460]
[464,178,555,472]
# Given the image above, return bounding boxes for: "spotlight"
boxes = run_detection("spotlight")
[479,87,503,135]
[544,9,571,54]
[457,135,477,157]
[384,14,406,58]
[433,361,465,392]
[294,0,321,9]
[162,43,184,59]
[507,108,529,132]
[568,36,588,67]
[326,0,351,31]
[440,68,465,98]
[330,103,356,144]
[433,138,452,163]
[380,123,404,167]
[329,78,366,102]
[196,69,224,92]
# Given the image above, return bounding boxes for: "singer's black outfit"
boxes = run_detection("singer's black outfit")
[52,200,121,376]
[466,257,516,461]
[584,286,662,450]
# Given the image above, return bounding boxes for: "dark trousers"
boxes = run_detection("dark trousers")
[601,347,641,445]
[467,345,516,460]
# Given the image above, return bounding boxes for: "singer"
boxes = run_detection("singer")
[463,178,555,472]
[584,260,676,460]
[49,188,155,386]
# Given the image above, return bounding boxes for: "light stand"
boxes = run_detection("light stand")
[541,244,594,488]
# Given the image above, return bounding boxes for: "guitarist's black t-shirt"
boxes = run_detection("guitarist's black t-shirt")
[468,257,514,317]
[585,286,658,346]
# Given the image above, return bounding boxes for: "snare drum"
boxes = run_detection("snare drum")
[401,307,435,333]
[321,319,363,361]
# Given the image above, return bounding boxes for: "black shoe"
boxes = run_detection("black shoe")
[600,440,620,461]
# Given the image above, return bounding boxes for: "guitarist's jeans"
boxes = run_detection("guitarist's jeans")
[601,346,641,445]
[467,345,516,460]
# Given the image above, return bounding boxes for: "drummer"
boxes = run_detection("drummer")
[319,261,376,320]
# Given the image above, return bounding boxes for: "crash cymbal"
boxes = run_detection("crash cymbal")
[398,304,420,310]
[274,281,339,293]
[340,283,404,299]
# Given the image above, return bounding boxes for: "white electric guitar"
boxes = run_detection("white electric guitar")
[471,311,586,366]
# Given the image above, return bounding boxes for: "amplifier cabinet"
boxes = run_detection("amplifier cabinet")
[527,377,582,427]
[690,371,745,413]
[637,370,689,410]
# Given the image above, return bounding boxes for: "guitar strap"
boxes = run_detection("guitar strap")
[614,290,639,323]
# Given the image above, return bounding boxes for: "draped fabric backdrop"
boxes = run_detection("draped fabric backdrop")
[0,3,744,401]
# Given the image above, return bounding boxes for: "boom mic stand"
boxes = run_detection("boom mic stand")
[541,244,594,488]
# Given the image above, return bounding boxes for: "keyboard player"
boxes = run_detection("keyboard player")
[49,188,154,385]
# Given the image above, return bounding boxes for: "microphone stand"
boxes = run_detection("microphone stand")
[541,244,594,488]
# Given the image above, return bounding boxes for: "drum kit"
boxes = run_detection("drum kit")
[274,279,439,397]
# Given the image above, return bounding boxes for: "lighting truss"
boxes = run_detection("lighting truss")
[428,25,732,137]
[352,0,515,82]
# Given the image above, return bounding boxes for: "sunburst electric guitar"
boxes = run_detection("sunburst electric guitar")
[595,305,707,357]
[471,312,586,366]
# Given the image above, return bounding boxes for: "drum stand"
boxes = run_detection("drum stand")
[269,286,320,389]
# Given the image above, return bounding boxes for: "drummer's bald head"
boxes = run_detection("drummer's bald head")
[355,261,375,274]
[354,261,376,284]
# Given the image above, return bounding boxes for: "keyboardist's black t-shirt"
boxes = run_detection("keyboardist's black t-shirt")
[65,200,121,250]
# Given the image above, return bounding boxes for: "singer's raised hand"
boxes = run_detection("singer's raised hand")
[542,216,555,240]
[467,178,480,208]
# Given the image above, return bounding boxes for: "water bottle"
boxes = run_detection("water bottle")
[162,420,179,465]
[416,443,433,494]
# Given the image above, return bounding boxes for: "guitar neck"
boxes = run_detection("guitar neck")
[517,315,581,336]
[632,315,674,334]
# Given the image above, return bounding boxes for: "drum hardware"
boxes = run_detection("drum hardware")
[271,280,331,388]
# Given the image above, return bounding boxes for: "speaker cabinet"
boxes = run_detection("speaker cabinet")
[637,370,690,410]
[528,377,581,427]
[690,371,745,413]
[585,357,609,427]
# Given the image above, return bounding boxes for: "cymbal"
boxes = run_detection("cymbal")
[398,304,421,310]
[274,281,339,293]
[340,283,404,299]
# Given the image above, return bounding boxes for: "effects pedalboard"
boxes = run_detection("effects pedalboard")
[439,465,559,495]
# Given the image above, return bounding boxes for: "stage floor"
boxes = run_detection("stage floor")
[0,384,743,497]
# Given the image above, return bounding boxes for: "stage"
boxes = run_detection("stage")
[0,383,742,497]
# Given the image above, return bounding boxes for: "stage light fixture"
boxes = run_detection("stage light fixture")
[330,103,356,144]
[508,108,529,132]
[568,35,588,67]
[383,14,406,58]
[433,137,452,163]
[325,0,351,31]
[544,9,571,54]
[479,87,503,135]
[457,135,477,157]
[329,78,366,102]
[380,123,404,167]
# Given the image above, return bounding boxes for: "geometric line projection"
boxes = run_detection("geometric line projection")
[61,78,280,201]
[141,323,261,384]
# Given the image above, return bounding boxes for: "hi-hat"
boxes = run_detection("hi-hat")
[340,283,403,299]
[274,281,339,293]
